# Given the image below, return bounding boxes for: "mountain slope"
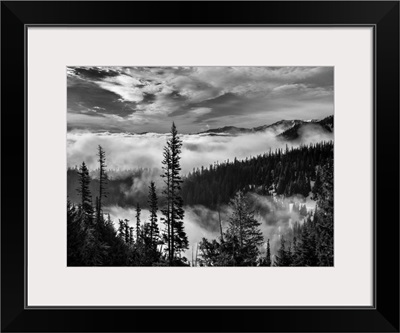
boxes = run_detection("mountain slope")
[278,115,334,141]
[254,119,305,135]
[199,126,253,135]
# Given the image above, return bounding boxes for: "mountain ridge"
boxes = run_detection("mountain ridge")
[278,115,334,141]
[197,115,333,137]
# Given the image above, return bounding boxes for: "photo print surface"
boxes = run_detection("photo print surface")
[67,66,334,267]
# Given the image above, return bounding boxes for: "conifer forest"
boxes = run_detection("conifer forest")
[67,66,334,266]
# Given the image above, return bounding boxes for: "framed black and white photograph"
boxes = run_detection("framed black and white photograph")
[2,1,399,332]
[66,65,334,268]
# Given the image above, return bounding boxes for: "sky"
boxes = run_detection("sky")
[67,66,334,134]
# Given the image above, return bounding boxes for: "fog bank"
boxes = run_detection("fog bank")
[67,127,333,175]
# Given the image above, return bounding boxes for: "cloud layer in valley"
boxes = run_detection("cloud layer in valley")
[67,127,333,175]
[67,66,334,134]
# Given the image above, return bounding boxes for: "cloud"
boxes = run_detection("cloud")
[187,107,212,118]
[67,66,334,134]
[67,76,138,117]
[71,67,121,80]
[67,123,333,175]
[293,66,334,88]
[96,81,144,103]
[67,131,165,170]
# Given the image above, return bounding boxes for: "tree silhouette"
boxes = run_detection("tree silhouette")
[135,203,141,243]
[148,181,160,248]
[265,239,272,266]
[161,122,188,265]
[77,162,93,227]
[96,145,108,222]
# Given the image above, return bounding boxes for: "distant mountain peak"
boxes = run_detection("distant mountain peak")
[278,115,334,141]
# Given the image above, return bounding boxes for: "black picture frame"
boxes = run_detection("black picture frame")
[1,1,399,332]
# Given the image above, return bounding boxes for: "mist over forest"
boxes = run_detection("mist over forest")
[68,116,333,266]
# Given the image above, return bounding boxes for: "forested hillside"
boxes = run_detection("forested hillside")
[198,159,333,266]
[181,141,333,208]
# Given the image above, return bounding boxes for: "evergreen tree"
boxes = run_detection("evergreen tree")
[100,214,129,266]
[118,219,125,240]
[96,145,108,222]
[124,219,130,244]
[224,191,264,266]
[135,203,142,243]
[76,162,105,265]
[129,227,134,245]
[67,200,83,265]
[198,238,222,266]
[161,122,189,265]
[77,162,93,226]
[274,236,291,266]
[161,145,172,260]
[265,239,272,266]
[148,181,160,248]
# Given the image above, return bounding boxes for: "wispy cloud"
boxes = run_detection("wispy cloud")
[67,66,334,133]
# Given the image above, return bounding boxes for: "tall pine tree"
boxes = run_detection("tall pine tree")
[135,203,142,243]
[148,181,160,248]
[161,145,172,261]
[265,239,272,266]
[161,122,188,265]
[77,162,93,227]
[124,219,130,244]
[96,145,108,222]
